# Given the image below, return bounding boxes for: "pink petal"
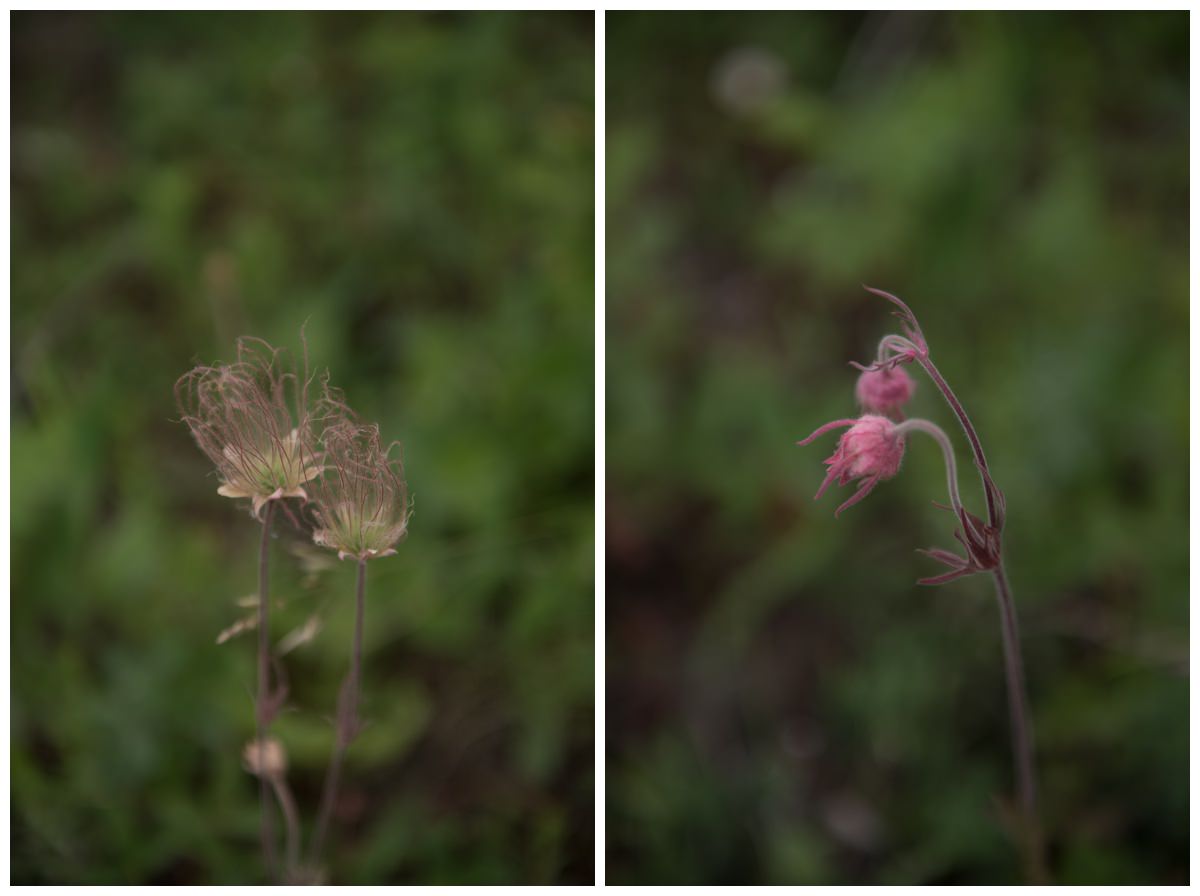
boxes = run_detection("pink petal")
[834,474,880,517]
[813,464,840,501]
[797,418,857,446]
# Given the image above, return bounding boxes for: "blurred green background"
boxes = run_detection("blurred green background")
[607,11,1186,885]
[13,11,593,885]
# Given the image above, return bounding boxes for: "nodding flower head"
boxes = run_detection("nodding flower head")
[855,365,915,416]
[175,337,322,519]
[797,414,905,516]
[309,403,410,562]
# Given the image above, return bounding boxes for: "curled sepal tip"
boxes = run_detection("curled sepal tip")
[862,285,928,356]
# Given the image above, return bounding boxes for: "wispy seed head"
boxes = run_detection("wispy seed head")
[309,397,410,562]
[175,337,322,519]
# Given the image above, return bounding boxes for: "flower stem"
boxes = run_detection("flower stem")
[310,558,367,867]
[991,564,1047,883]
[270,772,302,878]
[893,418,963,517]
[257,500,278,882]
[868,294,1044,878]
[912,348,1044,878]
[916,356,999,528]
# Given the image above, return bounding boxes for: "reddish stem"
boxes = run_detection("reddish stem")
[914,346,1044,880]
[310,558,367,866]
[915,355,1000,529]
[270,772,302,878]
[257,500,279,881]
[992,564,1047,883]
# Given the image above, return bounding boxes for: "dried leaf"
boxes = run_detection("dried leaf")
[277,614,323,656]
[216,614,258,644]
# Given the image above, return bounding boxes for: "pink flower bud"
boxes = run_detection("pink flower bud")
[855,365,915,415]
[797,414,905,516]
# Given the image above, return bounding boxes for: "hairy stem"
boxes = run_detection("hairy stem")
[916,356,999,528]
[992,564,1047,883]
[257,500,278,882]
[310,558,367,865]
[912,344,1043,877]
[893,418,963,517]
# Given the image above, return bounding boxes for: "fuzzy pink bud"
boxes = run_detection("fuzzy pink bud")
[797,414,906,516]
[855,365,915,415]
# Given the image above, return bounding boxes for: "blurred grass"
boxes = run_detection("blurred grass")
[12,11,593,885]
[606,11,1186,885]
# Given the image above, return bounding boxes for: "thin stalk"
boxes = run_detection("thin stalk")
[915,355,1044,880]
[310,558,368,865]
[992,564,1047,884]
[257,499,278,882]
[270,773,302,878]
[916,356,999,528]
[893,418,963,516]
[870,294,1043,878]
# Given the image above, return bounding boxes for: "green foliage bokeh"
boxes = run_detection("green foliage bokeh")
[606,11,1187,885]
[13,11,594,884]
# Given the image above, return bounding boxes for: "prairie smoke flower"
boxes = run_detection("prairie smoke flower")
[307,406,409,863]
[855,365,915,416]
[797,289,1043,880]
[176,338,322,519]
[310,418,410,561]
[798,414,905,516]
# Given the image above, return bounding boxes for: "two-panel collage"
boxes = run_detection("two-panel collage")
[9,9,1189,889]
